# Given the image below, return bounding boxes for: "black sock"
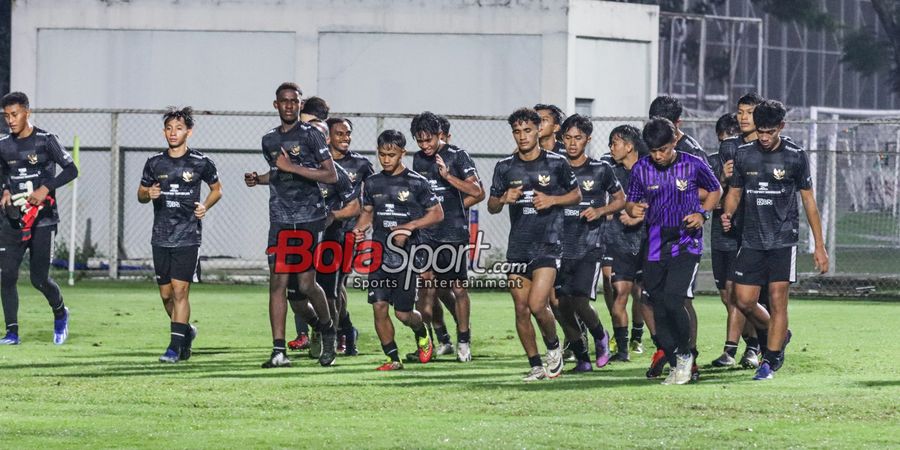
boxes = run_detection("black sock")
[691,347,699,359]
[413,325,428,340]
[631,322,644,342]
[613,327,628,354]
[52,302,67,320]
[528,354,542,368]
[544,337,560,350]
[762,347,778,366]
[756,328,768,352]
[458,329,471,344]
[745,336,759,352]
[434,326,452,345]
[587,323,606,342]
[724,341,738,357]
[273,339,286,354]
[315,319,333,334]
[6,323,17,335]
[168,322,189,352]
[339,312,353,331]
[571,338,590,362]
[651,334,660,349]
[382,341,400,362]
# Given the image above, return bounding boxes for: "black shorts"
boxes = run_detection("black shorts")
[425,241,468,281]
[730,246,797,286]
[153,245,200,285]
[555,252,603,300]
[508,244,560,280]
[267,219,327,268]
[642,253,701,303]
[604,245,644,283]
[711,249,738,290]
[367,267,417,312]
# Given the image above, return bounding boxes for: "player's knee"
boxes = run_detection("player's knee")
[1,272,18,288]
[29,274,48,291]
[372,301,390,319]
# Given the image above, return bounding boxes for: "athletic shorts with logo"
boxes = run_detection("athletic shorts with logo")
[555,249,603,300]
[730,246,797,286]
[153,245,200,285]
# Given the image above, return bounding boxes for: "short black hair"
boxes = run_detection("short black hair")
[648,95,683,122]
[377,129,406,150]
[560,114,593,137]
[301,96,329,121]
[642,117,677,150]
[534,104,564,125]
[437,115,451,135]
[163,106,195,129]
[737,92,765,108]
[275,82,302,98]
[609,124,647,155]
[410,111,443,138]
[507,108,541,128]
[326,117,353,132]
[1,92,29,109]
[715,113,740,137]
[752,100,787,129]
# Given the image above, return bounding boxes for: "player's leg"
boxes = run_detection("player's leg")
[28,226,67,344]
[555,260,590,371]
[372,300,401,370]
[529,266,563,378]
[642,261,673,380]
[286,272,313,351]
[392,269,432,364]
[509,274,544,381]
[610,280,633,361]
[448,283,472,362]
[629,284,645,354]
[0,242,25,344]
[660,254,700,385]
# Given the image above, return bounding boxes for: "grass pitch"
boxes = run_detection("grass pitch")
[0,280,898,448]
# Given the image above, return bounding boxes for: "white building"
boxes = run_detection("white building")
[12,0,659,117]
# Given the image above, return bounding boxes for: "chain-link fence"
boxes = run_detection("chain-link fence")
[16,109,900,296]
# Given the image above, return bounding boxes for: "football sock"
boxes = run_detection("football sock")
[382,341,400,362]
[168,322,189,353]
[543,337,560,350]
[745,336,760,352]
[273,339,286,354]
[724,341,738,357]
[613,326,628,354]
[528,354,542,368]
[587,323,606,342]
[434,325,452,345]
[571,338,590,362]
[631,322,644,342]
[458,329,471,344]
[52,302,67,320]
[6,323,17,335]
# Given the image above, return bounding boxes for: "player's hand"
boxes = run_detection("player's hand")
[502,186,523,204]
[619,210,637,226]
[193,202,207,219]
[723,160,734,179]
[148,183,162,200]
[814,245,829,274]
[353,224,371,242]
[721,212,732,232]
[532,191,554,210]
[436,155,449,179]
[630,202,648,220]
[580,207,601,222]
[27,186,49,206]
[275,148,294,173]
[244,171,259,187]
[683,212,704,230]
[389,226,412,247]
[0,190,10,208]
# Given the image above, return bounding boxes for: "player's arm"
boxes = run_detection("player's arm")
[29,135,78,206]
[487,165,517,214]
[533,186,580,211]
[1,158,12,207]
[137,160,160,204]
[353,205,374,241]
[463,179,486,208]
[401,203,444,232]
[800,189,829,273]
[193,180,222,219]
[244,171,270,187]
[444,173,483,198]
[332,198,360,221]
[276,150,338,184]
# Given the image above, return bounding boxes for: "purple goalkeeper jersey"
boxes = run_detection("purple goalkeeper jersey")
[626,151,720,261]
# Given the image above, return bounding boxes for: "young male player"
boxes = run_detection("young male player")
[535,104,566,155]
[410,112,482,362]
[138,107,222,363]
[0,92,78,346]
[245,82,338,368]
[626,118,721,385]
[555,114,624,372]
[722,100,828,380]
[488,107,581,381]
[353,129,444,371]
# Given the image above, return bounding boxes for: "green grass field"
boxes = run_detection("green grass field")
[0,280,898,448]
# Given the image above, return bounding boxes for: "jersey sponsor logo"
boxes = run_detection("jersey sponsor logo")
[676,179,688,191]
[773,168,785,180]
[564,208,580,216]
[648,185,660,190]
[746,171,758,176]
[757,198,774,206]
[522,207,537,215]
[581,180,594,191]
[182,171,193,183]
[157,174,168,180]
[538,174,551,187]
[26,153,38,165]
[166,200,180,208]
[397,190,410,202]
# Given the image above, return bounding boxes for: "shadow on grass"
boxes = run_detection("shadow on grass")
[856,380,900,387]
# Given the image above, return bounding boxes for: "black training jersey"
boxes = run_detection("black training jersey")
[333,151,374,232]
[604,162,646,254]
[490,151,578,262]
[413,144,478,244]
[261,123,332,224]
[676,133,710,167]
[562,158,622,259]
[140,149,219,248]
[548,141,567,156]
[0,127,75,227]
[730,138,812,250]
[320,162,358,215]
[709,151,740,251]
[363,168,439,269]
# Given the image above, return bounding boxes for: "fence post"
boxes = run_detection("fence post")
[826,114,838,275]
[808,108,818,254]
[376,116,384,137]
[108,112,120,279]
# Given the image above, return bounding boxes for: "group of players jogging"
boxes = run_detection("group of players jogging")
[0,84,827,384]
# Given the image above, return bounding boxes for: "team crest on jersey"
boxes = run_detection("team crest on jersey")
[397,190,410,202]
[289,145,301,156]
[182,171,193,182]
[581,180,594,191]
[347,172,357,183]
[676,179,688,191]
[320,187,329,198]
[773,168,785,180]
[26,153,38,165]
[538,174,551,187]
